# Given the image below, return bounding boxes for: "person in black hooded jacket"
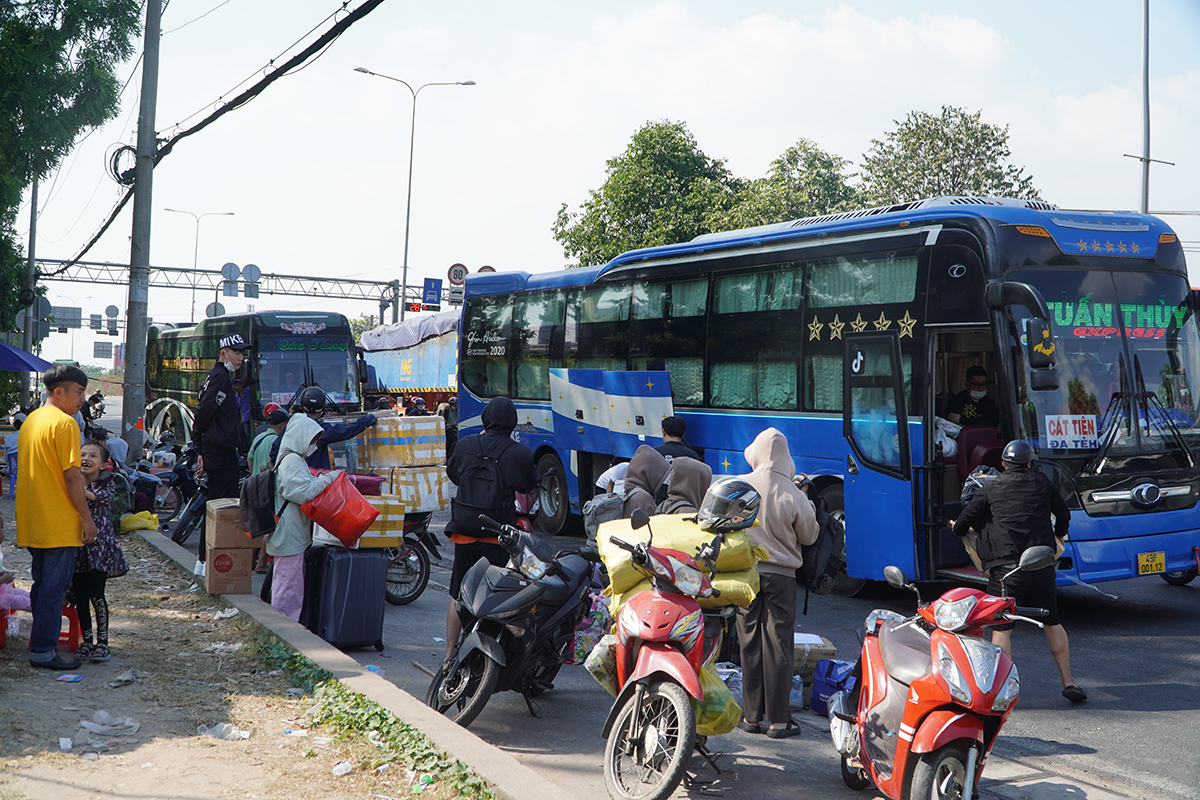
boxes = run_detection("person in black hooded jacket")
[442,396,537,658]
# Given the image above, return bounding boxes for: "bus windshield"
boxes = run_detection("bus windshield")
[1012,269,1200,469]
[257,336,359,407]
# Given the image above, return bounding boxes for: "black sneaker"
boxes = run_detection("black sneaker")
[30,655,81,671]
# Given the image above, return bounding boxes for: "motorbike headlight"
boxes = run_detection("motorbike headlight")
[518,548,550,581]
[933,595,978,632]
[959,635,1002,693]
[937,641,972,705]
[992,664,1020,711]
[618,602,641,641]
[667,557,704,597]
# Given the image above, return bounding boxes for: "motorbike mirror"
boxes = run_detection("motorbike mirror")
[1018,545,1056,572]
[883,565,907,589]
[630,509,651,530]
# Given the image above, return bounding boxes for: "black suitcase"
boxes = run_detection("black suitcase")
[309,548,388,651]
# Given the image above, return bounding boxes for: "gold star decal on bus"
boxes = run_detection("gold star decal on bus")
[1130,242,1141,254]
[1118,241,1128,254]
[874,312,892,331]
[1092,240,1102,252]
[1105,240,1115,253]
[1076,238,1088,251]
[898,311,917,338]
[646,378,654,390]
[850,313,868,333]
[808,315,824,340]
[720,457,731,470]
[829,314,845,340]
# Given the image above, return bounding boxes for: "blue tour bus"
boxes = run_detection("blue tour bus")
[457,196,1200,589]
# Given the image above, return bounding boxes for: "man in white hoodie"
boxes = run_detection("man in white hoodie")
[737,427,818,738]
[267,414,340,621]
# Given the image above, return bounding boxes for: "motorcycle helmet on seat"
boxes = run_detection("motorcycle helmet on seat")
[697,477,760,532]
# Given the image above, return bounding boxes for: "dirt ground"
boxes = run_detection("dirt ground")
[0,495,464,800]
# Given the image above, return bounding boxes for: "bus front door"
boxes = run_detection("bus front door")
[842,333,918,580]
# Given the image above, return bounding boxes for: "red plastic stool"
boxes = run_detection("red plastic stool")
[59,606,82,652]
[0,609,10,648]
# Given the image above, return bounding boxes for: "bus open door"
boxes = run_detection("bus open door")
[843,332,920,580]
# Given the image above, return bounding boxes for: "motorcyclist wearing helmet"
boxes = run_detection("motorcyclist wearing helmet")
[952,440,1085,703]
[404,396,431,417]
[737,427,818,738]
[269,385,392,470]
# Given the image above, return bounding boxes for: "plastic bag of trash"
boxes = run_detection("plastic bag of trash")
[584,634,619,697]
[197,722,250,740]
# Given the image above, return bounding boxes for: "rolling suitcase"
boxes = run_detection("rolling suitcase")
[310,548,388,651]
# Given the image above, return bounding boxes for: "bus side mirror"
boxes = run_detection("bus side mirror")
[1030,368,1059,392]
[357,360,369,384]
[1025,318,1057,369]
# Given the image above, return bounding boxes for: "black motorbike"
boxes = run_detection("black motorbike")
[426,514,598,728]
[155,441,198,525]
[383,512,443,605]
[169,450,249,545]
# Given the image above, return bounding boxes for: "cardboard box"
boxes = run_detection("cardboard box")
[383,465,456,513]
[205,548,253,594]
[356,416,445,468]
[205,498,263,549]
[313,494,407,549]
[793,633,837,706]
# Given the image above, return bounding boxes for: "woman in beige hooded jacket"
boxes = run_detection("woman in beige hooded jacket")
[622,445,668,518]
[737,427,818,738]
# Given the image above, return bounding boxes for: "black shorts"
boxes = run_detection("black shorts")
[449,540,509,600]
[986,565,1060,629]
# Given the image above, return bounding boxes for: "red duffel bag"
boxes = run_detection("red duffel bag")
[301,471,380,547]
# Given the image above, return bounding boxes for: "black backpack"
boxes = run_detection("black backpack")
[240,464,284,540]
[797,501,847,615]
[451,435,514,537]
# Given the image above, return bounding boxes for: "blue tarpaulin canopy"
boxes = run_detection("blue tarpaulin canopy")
[0,341,52,373]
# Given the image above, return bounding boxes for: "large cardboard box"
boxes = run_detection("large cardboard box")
[356,416,445,468]
[793,633,837,707]
[313,495,407,549]
[205,548,252,594]
[205,499,262,549]
[383,465,455,513]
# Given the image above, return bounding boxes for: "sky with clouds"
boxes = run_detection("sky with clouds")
[18,0,1200,365]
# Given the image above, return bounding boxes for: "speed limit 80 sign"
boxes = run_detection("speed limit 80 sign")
[448,263,468,285]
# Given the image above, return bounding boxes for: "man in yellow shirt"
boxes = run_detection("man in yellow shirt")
[16,364,98,670]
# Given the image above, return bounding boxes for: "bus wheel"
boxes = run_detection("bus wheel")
[536,453,569,535]
[1161,567,1197,586]
[817,484,867,597]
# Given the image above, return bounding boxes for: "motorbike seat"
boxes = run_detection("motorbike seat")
[878,619,932,687]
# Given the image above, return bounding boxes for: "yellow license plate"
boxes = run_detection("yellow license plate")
[1137,551,1166,575]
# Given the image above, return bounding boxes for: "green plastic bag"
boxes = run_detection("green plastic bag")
[695,662,741,737]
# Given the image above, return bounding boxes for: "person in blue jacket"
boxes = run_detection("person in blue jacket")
[269,385,393,469]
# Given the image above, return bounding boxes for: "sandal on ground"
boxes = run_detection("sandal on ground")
[1062,684,1087,703]
[90,645,111,663]
[737,719,763,734]
[73,643,94,660]
[766,720,802,739]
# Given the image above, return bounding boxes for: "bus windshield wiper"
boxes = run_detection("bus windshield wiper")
[1084,353,1131,476]
[1134,354,1195,467]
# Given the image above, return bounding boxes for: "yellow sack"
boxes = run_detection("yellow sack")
[119,511,159,533]
[598,515,767,594]
[695,662,741,737]
[605,564,761,620]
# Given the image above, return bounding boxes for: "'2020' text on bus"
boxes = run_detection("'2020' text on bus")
[146,311,364,442]
[458,196,1200,589]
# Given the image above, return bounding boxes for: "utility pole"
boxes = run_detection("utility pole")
[1140,0,1150,214]
[20,176,38,409]
[122,0,161,456]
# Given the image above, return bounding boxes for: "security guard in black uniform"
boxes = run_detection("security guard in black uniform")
[192,333,251,573]
[952,440,1087,703]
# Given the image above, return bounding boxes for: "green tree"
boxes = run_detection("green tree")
[552,120,743,268]
[858,106,1041,206]
[0,0,141,330]
[349,313,378,345]
[712,138,858,230]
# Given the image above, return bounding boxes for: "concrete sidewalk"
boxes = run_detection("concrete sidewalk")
[141,528,1147,800]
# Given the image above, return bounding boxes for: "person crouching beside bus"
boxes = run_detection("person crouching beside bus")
[267,414,341,621]
[192,334,250,577]
[737,427,818,738]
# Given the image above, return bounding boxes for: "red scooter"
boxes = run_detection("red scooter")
[600,509,734,800]
[827,545,1057,800]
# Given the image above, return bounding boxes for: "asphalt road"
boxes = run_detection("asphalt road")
[165,503,1200,800]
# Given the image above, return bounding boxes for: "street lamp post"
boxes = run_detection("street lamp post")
[354,67,475,321]
[164,208,235,322]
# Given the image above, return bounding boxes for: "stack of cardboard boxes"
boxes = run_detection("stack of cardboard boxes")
[204,498,262,594]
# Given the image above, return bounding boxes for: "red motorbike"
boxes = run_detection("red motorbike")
[601,509,734,800]
[827,545,1057,800]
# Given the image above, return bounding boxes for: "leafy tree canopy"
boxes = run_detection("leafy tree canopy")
[711,138,858,231]
[0,0,141,329]
[349,313,379,345]
[552,120,743,268]
[858,105,1040,206]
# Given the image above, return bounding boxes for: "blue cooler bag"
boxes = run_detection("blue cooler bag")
[811,658,856,715]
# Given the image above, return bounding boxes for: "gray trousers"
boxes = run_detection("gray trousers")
[736,572,798,725]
